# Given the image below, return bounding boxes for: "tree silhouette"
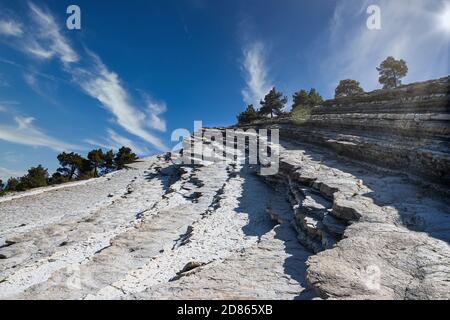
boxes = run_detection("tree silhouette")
[57,152,84,180]
[377,57,408,89]
[88,149,105,177]
[335,79,365,98]
[101,150,116,174]
[18,165,49,190]
[114,147,138,170]
[259,88,287,118]
[292,90,309,110]
[237,104,258,124]
[292,88,323,110]
[5,177,19,192]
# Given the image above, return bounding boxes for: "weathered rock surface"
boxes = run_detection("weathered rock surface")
[0,78,449,300]
[240,76,450,186]
[0,151,313,300]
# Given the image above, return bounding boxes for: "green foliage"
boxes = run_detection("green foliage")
[48,172,69,185]
[335,79,365,98]
[102,150,116,175]
[17,165,49,191]
[88,149,105,177]
[291,105,312,124]
[292,88,323,111]
[237,104,258,124]
[259,88,287,118]
[0,146,138,196]
[57,152,85,180]
[377,56,408,89]
[5,177,19,192]
[307,88,323,107]
[0,179,5,196]
[292,90,309,109]
[114,147,138,170]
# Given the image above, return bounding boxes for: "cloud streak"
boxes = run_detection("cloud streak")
[0,115,82,152]
[0,167,26,182]
[85,129,150,156]
[73,54,167,151]
[241,42,272,107]
[0,2,168,153]
[27,2,78,64]
[0,20,23,37]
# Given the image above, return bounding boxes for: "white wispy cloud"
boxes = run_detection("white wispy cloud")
[241,42,272,107]
[23,73,39,93]
[85,129,150,156]
[0,2,168,153]
[107,129,150,155]
[27,2,78,64]
[0,115,81,152]
[0,167,26,182]
[0,20,23,37]
[144,95,167,132]
[321,0,450,93]
[73,54,167,151]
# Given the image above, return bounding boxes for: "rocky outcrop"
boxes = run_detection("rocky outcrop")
[240,76,450,186]
[0,150,313,300]
[234,77,450,299]
[0,78,448,300]
[261,141,450,299]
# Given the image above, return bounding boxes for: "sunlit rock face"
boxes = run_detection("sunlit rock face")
[0,77,449,300]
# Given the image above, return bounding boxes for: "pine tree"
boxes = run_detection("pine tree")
[292,88,323,111]
[0,179,4,195]
[307,88,323,107]
[237,104,258,124]
[101,150,116,174]
[292,90,309,110]
[56,152,84,180]
[6,177,19,192]
[88,149,105,177]
[18,165,49,190]
[377,57,408,89]
[335,79,365,98]
[48,172,69,185]
[114,147,138,170]
[259,88,287,118]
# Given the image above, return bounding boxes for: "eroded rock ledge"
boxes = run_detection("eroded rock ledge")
[0,78,448,300]
[232,77,450,299]
[239,76,450,187]
[261,142,450,299]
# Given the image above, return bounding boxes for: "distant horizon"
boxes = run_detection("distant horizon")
[1,0,449,180]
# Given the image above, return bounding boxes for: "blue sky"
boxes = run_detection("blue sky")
[0,0,449,180]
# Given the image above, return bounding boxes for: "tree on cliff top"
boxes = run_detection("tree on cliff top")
[259,88,287,118]
[377,57,408,89]
[102,150,116,174]
[237,104,258,124]
[292,88,323,110]
[18,165,49,190]
[292,90,309,110]
[5,177,19,192]
[88,149,105,177]
[114,147,138,170]
[335,79,365,98]
[57,152,85,180]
